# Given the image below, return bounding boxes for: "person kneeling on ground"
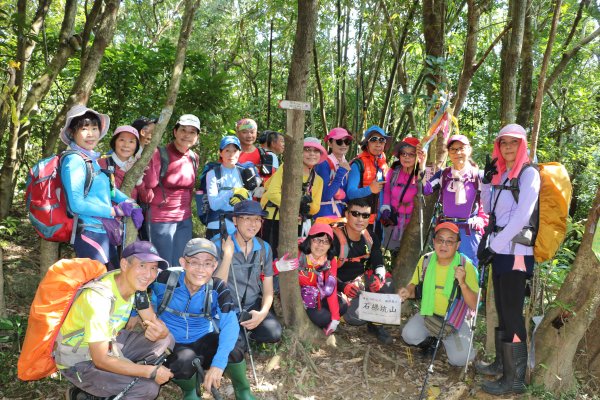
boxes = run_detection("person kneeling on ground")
[58,241,174,399]
[333,197,395,345]
[397,222,479,366]
[132,237,251,400]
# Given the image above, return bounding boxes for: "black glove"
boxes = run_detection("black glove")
[299,194,312,217]
[134,291,150,310]
[482,155,498,184]
[478,246,496,266]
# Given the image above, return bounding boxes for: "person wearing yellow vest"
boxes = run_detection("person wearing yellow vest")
[397,222,479,366]
[346,125,389,237]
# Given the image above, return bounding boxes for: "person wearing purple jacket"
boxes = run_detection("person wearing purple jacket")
[476,124,540,396]
[417,134,487,266]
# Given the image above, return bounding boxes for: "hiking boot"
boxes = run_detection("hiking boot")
[367,323,393,345]
[475,328,504,376]
[65,387,110,400]
[225,360,255,400]
[481,341,527,395]
[418,336,437,358]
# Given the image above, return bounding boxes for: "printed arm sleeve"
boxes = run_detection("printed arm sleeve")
[346,163,372,199]
[61,155,112,218]
[367,234,385,271]
[326,258,341,320]
[211,280,240,370]
[490,168,541,253]
[207,168,233,211]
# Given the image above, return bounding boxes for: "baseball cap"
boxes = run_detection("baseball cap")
[183,238,218,259]
[233,200,267,217]
[220,135,241,150]
[121,241,169,269]
[325,127,352,141]
[177,114,200,131]
[434,221,460,235]
[308,223,334,240]
[447,134,470,148]
[131,117,158,133]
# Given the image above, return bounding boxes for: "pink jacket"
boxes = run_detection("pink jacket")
[382,166,417,217]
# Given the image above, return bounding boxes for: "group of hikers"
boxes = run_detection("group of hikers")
[26,104,540,399]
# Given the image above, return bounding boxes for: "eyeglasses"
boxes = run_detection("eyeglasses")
[303,147,320,153]
[185,259,215,270]
[399,152,416,158]
[349,210,371,219]
[368,136,387,143]
[434,237,458,246]
[312,237,331,245]
[333,138,352,146]
[448,146,468,154]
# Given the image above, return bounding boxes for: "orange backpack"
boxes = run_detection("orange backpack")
[17,258,108,381]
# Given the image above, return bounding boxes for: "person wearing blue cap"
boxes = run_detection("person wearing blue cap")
[213,200,281,347]
[346,125,390,236]
[204,136,260,239]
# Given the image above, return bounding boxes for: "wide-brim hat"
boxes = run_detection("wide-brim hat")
[122,241,169,270]
[110,125,140,153]
[233,200,267,217]
[303,137,328,163]
[362,125,390,141]
[60,105,110,145]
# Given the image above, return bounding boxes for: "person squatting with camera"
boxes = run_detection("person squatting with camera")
[397,221,479,366]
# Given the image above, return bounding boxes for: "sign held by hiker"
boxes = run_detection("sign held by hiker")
[358,292,402,325]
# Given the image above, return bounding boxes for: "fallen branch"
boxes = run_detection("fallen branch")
[363,345,371,390]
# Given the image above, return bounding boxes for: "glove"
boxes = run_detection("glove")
[478,246,496,266]
[229,187,250,205]
[113,200,136,217]
[131,207,144,229]
[380,209,393,227]
[275,253,299,272]
[468,216,484,232]
[482,155,498,184]
[368,275,384,292]
[324,319,340,336]
[374,266,387,282]
[343,283,360,298]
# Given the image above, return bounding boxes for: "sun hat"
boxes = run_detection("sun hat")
[325,127,352,142]
[177,114,200,131]
[220,135,242,150]
[121,241,169,269]
[110,125,140,153]
[308,223,334,240]
[496,123,527,141]
[303,137,328,163]
[434,221,459,235]
[233,200,268,217]
[60,105,110,145]
[362,125,390,141]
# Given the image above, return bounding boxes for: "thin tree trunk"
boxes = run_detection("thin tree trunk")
[339,3,350,128]
[533,185,600,393]
[0,247,5,317]
[499,0,527,124]
[335,0,341,125]
[267,19,273,129]
[122,0,201,247]
[529,0,562,159]
[562,0,590,50]
[313,45,328,134]
[516,1,534,127]
[279,0,321,343]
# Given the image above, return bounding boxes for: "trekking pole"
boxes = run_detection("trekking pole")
[192,358,224,400]
[418,280,459,400]
[462,261,487,377]
[113,350,169,400]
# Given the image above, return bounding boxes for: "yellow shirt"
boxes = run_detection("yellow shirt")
[409,254,478,316]
[260,164,324,220]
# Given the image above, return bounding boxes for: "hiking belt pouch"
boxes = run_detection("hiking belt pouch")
[512,226,535,246]
[414,282,423,300]
[424,315,456,338]
[300,286,319,309]
[446,297,469,331]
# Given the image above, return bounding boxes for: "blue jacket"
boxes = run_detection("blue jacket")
[314,158,349,218]
[151,271,239,370]
[61,152,128,233]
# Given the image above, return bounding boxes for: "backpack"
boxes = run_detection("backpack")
[492,162,572,262]
[157,145,198,203]
[156,269,219,333]
[333,226,374,267]
[17,259,112,381]
[25,150,95,243]
[257,147,275,177]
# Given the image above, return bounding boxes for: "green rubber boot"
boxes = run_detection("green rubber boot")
[172,373,200,400]
[225,360,255,400]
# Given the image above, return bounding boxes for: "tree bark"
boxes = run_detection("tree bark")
[499,0,527,124]
[267,19,274,129]
[529,0,562,160]
[313,45,328,135]
[516,1,534,127]
[278,0,321,343]
[0,246,5,317]
[533,185,600,393]
[121,0,201,245]
[576,306,600,393]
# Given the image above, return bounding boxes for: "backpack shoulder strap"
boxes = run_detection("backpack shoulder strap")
[390,167,401,189]
[158,146,170,181]
[61,150,95,197]
[204,278,213,319]
[420,251,434,281]
[362,229,373,252]
[333,227,348,260]
[157,270,182,316]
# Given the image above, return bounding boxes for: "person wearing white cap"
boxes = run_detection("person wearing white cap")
[475,124,540,395]
[59,105,144,268]
[260,137,327,257]
[141,114,201,268]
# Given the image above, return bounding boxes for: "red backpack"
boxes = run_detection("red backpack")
[25,150,94,243]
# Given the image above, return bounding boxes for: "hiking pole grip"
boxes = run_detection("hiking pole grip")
[191,358,223,400]
[113,351,169,400]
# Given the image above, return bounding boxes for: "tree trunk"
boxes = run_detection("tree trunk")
[121,0,201,245]
[0,246,5,318]
[529,0,562,159]
[313,45,328,135]
[576,306,600,393]
[278,0,321,343]
[499,0,527,125]
[267,19,274,129]
[533,184,600,393]
[516,1,534,127]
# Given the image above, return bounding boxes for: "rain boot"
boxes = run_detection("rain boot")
[475,328,504,376]
[225,360,255,400]
[172,373,200,400]
[481,341,527,395]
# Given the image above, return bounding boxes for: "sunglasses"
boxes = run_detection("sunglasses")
[368,136,387,143]
[332,138,352,146]
[349,210,371,219]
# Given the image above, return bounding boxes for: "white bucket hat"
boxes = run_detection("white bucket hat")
[60,105,110,145]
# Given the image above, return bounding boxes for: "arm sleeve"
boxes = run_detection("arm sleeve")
[480,182,492,213]
[326,258,341,320]
[346,163,372,199]
[490,168,541,253]
[367,234,385,270]
[422,170,441,196]
[309,175,323,216]
[111,188,129,204]
[207,168,234,211]
[61,155,112,218]
[211,280,240,370]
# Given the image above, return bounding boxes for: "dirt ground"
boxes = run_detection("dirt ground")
[0,208,537,400]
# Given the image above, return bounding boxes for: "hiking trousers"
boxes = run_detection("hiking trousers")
[60,330,174,399]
